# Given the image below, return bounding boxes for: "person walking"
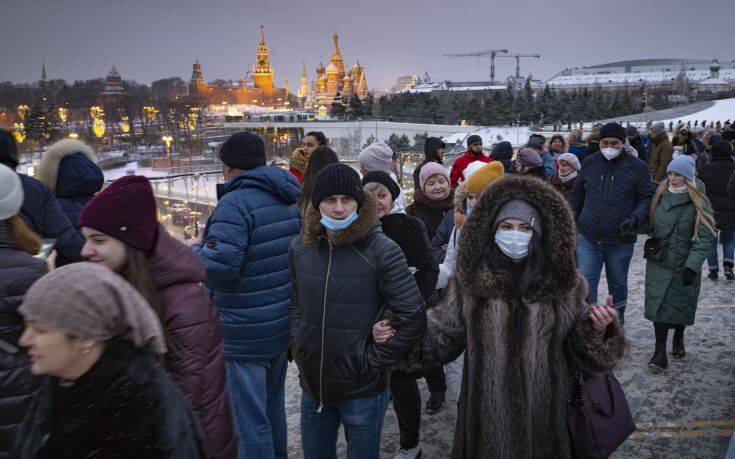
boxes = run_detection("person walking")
[413,137,445,190]
[449,135,491,188]
[76,175,236,457]
[698,141,735,280]
[650,122,674,182]
[290,131,328,183]
[570,123,656,324]
[549,152,581,201]
[36,138,103,226]
[290,163,426,459]
[195,132,301,459]
[644,155,716,370]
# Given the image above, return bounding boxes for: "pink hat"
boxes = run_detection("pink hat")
[419,162,450,191]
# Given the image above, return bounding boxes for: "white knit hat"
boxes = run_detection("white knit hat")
[0,164,23,220]
[557,153,581,171]
[358,141,394,172]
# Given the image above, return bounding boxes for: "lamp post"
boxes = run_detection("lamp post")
[162,135,173,170]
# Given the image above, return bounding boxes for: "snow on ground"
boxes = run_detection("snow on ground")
[442,126,533,148]
[658,97,735,124]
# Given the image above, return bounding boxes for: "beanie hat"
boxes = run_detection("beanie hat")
[666,155,696,182]
[651,122,666,135]
[0,164,23,220]
[466,134,482,147]
[711,140,734,159]
[463,160,488,183]
[516,148,542,167]
[77,175,159,252]
[419,162,450,191]
[490,141,513,160]
[219,131,266,170]
[708,133,724,145]
[557,153,582,171]
[0,129,19,170]
[362,170,401,202]
[494,199,543,236]
[357,141,394,172]
[465,162,505,194]
[625,125,639,136]
[527,135,546,149]
[599,123,626,143]
[311,163,364,209]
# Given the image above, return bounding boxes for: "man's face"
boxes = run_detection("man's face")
[470,142,483,155]
[318,195,358,219]
[600,138,623,150]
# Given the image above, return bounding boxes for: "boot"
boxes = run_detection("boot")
[394,445,422,459]
[724,262,734,280]
[426,392,445,414]
[708,268,719,280]
[648,342,668,371]
[672,327,686,358]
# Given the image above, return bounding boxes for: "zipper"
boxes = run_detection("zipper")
[317,237,333,413]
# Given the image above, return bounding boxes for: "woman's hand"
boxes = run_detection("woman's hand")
[589,295,618,335]
[372,319,396,344]
[45,249,57,272]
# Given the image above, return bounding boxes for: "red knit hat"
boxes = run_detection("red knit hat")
[78,175,159,252]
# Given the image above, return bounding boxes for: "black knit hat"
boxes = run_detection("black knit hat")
[466,134,482,147]
[362,170,400,202]
[599,123,626,143]
[219,131,266,170]
[311,163,365,209]
[0,129,19,170]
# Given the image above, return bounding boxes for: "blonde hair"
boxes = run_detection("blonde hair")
[8,216,42,255]
[649,180,716,241]
[363,182,392,200]
[569,129,583,143]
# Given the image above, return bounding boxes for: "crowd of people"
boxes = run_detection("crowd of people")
[0,115,733,458]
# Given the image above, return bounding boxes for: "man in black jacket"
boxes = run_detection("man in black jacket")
[0,129,83,265]
[290,164,426,458]
[413,137,445,190]
[700,141,735,280]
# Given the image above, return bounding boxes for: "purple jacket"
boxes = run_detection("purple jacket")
[149,227,236,458]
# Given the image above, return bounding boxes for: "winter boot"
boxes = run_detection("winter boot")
[394,445,422,459]
[724,262,734,280]
[426,392,445,414]
[672,326,686,358]
[708,268,719,280]
[648,342,668,372]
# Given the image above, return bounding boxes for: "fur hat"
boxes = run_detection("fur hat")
[465,162,505,194]
[419,162,450,191]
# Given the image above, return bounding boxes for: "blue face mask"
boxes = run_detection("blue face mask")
[466,206,473,216]
[321,209,359,232]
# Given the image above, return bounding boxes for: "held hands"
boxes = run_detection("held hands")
[619,218,637,236]
[372,319,396,344]
[589,295,619,335]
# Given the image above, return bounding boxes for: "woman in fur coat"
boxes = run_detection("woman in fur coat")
[374,175,627,458]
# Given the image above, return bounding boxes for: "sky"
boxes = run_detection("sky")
[2,0,734,91]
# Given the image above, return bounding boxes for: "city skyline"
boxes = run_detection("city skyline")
[2,0,734,91]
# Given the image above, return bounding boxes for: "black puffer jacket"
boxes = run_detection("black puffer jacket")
[413,137,446,190]
[14,341,204,459]
[0,222,47,458]
[289,193,426,405]
[699,142,735,230]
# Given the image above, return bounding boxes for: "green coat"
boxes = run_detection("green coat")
[644,188,715,325]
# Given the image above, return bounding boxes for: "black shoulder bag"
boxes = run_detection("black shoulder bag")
[643,206,685,262]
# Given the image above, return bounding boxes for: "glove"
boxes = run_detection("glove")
[619,218,637,236]
[682,268,697,286]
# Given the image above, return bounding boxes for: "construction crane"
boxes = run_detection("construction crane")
[443,49,508,84]
[497,54,541,79]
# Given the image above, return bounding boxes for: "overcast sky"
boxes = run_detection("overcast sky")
[2,0,733,91]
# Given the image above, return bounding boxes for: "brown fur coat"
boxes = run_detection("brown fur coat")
[396,175,627,458]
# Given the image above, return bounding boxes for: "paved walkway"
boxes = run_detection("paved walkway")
[283,241,735,458]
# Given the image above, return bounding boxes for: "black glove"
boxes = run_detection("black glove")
[682,268,697,286]
[619,218,637,236]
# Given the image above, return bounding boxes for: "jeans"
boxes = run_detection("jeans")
[390,372,421,449]
[301,389,389,459]
[707,229,735,270]
[226,353,288,459]
[576,234,635,324]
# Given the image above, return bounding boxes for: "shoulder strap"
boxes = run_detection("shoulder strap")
[663,205,687,242]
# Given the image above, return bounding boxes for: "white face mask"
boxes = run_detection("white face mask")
[601,147,621,161]
[495,230,533,260]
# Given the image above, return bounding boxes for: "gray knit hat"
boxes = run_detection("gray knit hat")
[357,141,393,172]
[651,122,666,135]
[493,199,543,236]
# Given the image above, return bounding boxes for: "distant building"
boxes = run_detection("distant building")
[101,65,126,96]
[389,75,420,94]
[401,73,543,97]
[312,33,368,108]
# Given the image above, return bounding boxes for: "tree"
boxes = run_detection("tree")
[362,134,377,149]
[362,93,375,117]
[412,132,428,153]
[347,94,365,119]
[24,101,59,145]
[330,100,346,118]
[387,133,411,154]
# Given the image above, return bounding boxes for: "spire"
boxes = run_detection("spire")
[259,25,265,45]
[41,60,47,82]
[332,32,340,56]
[301,62,307,78]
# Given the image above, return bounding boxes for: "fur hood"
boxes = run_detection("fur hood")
[454,184,466,212]
[37,139,101,196]
[302,192,379,247]
[456,174,579,302]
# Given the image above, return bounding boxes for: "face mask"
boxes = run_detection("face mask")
[320,209,358,232]
[495,230,533,260]
[601,147,621,161]
[466,206,473,216]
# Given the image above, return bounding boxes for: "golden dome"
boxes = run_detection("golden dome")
[319,73,328,82]
[325,62,339,74]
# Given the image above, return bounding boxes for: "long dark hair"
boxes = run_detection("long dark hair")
[484,231,550,292]
[299,146,339,211]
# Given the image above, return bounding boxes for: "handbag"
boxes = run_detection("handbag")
[643,207,685,262]
[568,370,636,459]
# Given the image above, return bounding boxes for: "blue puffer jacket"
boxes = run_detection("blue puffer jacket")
[569,151,656,245]
[196,166,301,360]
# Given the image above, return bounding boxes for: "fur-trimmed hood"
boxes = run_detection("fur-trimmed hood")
[456,174,579,302]
[302,191,379,246]
[37,139,103,197]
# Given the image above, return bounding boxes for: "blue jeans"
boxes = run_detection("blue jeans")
[576,234,635,324]
[226,353,288,459]
[707,229,735,270]
[301,389,389,459]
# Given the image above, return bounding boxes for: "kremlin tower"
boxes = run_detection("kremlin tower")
[252,25,275,96]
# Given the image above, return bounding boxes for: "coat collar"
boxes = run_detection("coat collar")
[412,188,455,211]
[302,192,380,247]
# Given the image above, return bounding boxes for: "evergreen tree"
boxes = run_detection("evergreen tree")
[347,94,365,119]
[362,134,377,149]
[362,93,375,117]
[330,99,346,118]
[24,101,59,144]
[387,133,411,153]
[412,132,428,153]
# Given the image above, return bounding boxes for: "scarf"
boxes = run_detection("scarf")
[559,170,577,183]
[668,184,688,194]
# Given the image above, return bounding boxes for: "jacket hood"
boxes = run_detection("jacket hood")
[148,225,205,288]
[490,141,513,160]
[456,175,579,301]
[37,139,103,197]
[412,188,455,211]
[219,166,300,205]
[454,184,466,211]
[302,191,379,246]
[424,137,445,162]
